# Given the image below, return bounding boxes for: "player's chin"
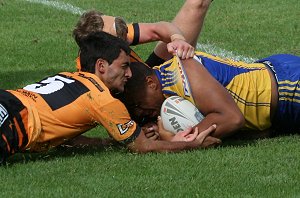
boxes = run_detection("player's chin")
[116,84,125,92]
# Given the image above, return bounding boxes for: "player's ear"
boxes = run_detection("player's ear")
[145,76,157,90]
[95,58,108,74]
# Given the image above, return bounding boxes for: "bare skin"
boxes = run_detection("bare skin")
[153,0,213,60]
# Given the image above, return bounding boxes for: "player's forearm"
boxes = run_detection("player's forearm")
[195,112,245,139]
[155,21,185,43]
[63,135,117,147]
[138,22,185,44]
[129,139,199,153]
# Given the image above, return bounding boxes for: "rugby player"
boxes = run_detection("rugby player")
[72,0,213,69]
[0,32,220,164]
[124,52,300,140]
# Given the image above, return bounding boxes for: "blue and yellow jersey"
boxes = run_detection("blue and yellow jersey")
[6,72,140,152]
[153,51,273,131]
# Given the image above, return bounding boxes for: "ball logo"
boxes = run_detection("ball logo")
[168,117,183,132]
[164,100,187,132]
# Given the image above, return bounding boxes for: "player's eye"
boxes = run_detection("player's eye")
[122,63,130,69]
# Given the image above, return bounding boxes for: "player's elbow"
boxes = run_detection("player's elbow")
[229,111,245,130]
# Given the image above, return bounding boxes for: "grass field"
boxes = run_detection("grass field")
[1,0,300,197]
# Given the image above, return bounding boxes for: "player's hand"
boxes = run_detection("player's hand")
[195,124,221,148]
[171,127,199,142]
[142,122,160,140]
[167,40,194,59]
[201,136,222,148]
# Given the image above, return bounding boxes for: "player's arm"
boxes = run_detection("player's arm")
[130,22,194,59]
[182,58,245,139]
[61,135,118,148]
[126,124,219,153]
[97,99,218,153]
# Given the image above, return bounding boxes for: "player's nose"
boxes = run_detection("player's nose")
[125,67,132,78]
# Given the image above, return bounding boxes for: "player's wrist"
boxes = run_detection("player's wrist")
[170,34,186,42]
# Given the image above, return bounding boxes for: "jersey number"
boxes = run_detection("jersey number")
[23,75,75,94]
[23,74,89,111]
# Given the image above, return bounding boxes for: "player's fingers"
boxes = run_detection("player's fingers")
[201,136,222,148]
[182,46,194,59]
[180,46,188,59]
[145,129,155,138]
[177,49,183,58]
[185,127,199,142]
[178,126,193,137]
[196,124,217,143]
[188,47,195,58]
[148,132,160,140]
[167,43,176,55]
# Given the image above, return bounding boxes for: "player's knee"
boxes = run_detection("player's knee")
[186,0,212,10]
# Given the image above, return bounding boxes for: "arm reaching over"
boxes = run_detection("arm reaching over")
[181,58,245,138]
[136,22,195,59]
[127,117,220,153]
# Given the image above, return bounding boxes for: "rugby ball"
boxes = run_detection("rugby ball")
[160,96,204,134]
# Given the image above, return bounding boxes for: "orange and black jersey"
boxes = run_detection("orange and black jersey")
[4,72,140,152]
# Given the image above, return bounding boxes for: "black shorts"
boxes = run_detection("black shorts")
[0,90,28,163]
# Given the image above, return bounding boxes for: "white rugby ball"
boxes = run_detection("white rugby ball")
[160,96,204,134]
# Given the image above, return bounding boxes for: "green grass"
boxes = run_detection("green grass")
[1,0,300,197]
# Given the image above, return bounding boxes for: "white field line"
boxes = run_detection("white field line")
[197,43,256,63]
[23,0,256,62]
[23,0,84,15]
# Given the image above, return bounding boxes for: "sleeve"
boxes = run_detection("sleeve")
[76,56,81,71]
[127,23,140,46]
[93,98,141,145]
[145,51,166,68]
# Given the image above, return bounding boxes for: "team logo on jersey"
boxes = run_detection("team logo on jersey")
[0,104,9,127]
[117,120,135,135]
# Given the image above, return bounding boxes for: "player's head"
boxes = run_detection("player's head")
[79,31,131,92]
[73,10,128,45]
[124,62,165,121]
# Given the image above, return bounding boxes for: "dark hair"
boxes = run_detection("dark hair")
[79,31,130,73]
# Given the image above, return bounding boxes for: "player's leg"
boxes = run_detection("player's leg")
[0,90,30,164]
[146,0,213,67]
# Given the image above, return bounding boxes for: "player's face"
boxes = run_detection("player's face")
[131,87,165,119]
[105,50,131,92]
